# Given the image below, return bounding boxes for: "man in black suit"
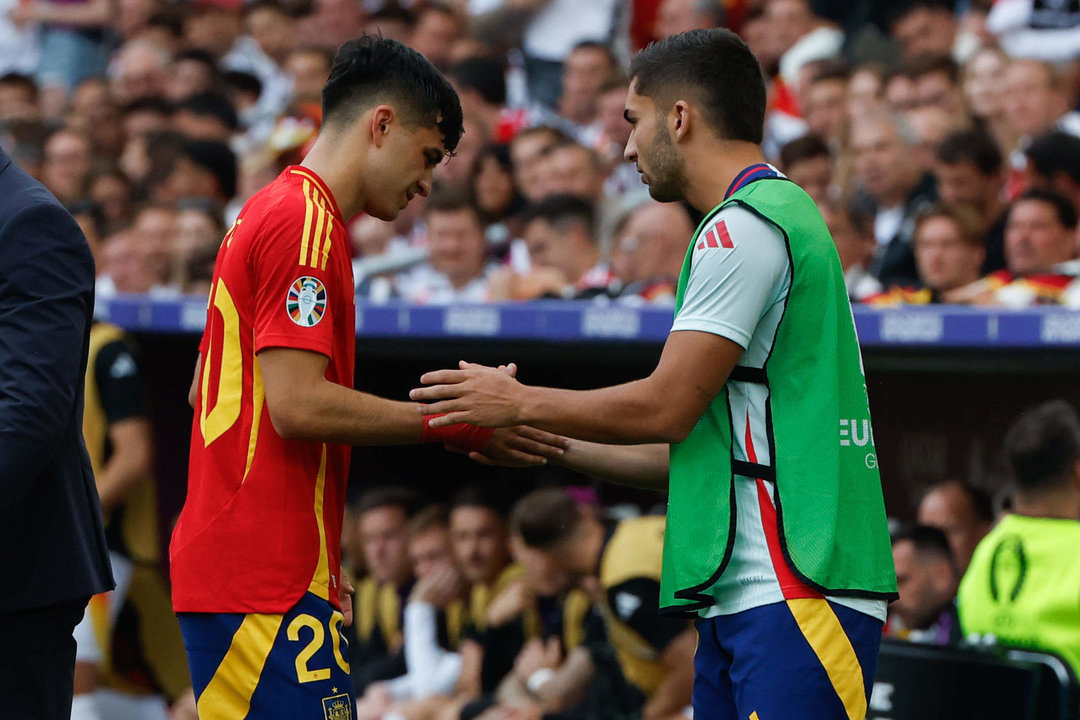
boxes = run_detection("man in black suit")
[0,147,115,719]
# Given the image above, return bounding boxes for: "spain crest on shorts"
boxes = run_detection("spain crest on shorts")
[322,692,352,720]
[287,276,327,327]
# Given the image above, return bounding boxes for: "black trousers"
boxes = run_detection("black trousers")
[0,598,88,720]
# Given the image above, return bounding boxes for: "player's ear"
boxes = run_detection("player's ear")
[671,100,691,142]
[370,105,395,147]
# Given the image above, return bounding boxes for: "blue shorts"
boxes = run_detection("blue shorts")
[693,599,883,720]
[178,592,354,720]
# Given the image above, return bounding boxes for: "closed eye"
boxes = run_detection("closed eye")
[425,149,445,168]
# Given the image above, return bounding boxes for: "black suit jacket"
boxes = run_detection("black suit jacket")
[0,149,113,613]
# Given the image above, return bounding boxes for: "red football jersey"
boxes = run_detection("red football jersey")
[171,166,355,613]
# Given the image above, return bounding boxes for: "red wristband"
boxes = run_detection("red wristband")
[421,414,495,452]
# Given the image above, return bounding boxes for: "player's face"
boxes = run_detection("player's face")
[623,84,688,203]
[450,506,509,585]
[370,122,445,222]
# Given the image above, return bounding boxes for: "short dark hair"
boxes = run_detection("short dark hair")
[0,72,38,100]
[509,488,582,550]
[890,0,955,27]
[520,194,595,239]
[629,28,766,144]
[892,524,954,564]
[570,40,617,66]
[935,128,1002,176]
[916,480,995,524]
[913,202,986,249]
[903,52,960,85]
[222,70,262,99]
[450,484,506,516]
[1004,400,1080,493]
[1009,188,1078,230]
[180,92,239,131]
[121,96,175,119]
[1026,131,1080,185]
[355,485,423,518]
[407,503,450,539]
[173,48,218,72]
[809,58,851,85]
[819,198,872,237]
[779,134,830,171]
[451,56,506,107]
[322,35,463,154]
[425,183,481,224]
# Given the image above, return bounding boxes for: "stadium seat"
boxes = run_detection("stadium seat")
[870,639,1079,720]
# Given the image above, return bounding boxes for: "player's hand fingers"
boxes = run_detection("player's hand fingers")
[411,384,467,401]
[515,426,569,449]
[467,451,496,466]
[419,369,467,385]
[509,436,564,459]
[444,443,469,455]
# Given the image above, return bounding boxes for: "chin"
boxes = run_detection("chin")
[368,205,400,222]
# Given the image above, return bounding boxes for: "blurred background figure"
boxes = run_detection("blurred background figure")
[887,525,962,645]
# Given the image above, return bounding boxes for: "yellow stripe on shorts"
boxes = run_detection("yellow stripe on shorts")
[196,613,284,720]
[786,598,867,720]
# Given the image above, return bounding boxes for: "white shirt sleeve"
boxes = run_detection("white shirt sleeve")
[392,601,462,700]
[670,205,790,349]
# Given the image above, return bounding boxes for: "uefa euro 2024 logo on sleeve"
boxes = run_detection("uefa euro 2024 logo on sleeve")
[288,276,327,327]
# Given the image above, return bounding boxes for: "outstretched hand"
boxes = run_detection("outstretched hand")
[411,361,528,428]
[446,425,568,467]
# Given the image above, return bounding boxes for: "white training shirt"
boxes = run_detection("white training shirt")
[670,202,887,623]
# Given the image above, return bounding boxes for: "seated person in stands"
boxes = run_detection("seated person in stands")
[916,480,994,573]
[356,506,467,717]
[886,525,962,645]
[867,203,985,304]
[490,195,615,300]
[611,200,695,305]
[351,486,423,694]
[485,488,696,720]
[818,199,881,301]
[950,189,1078,306]
[959,400,1080,680]
[780,134,833,204]
[397,187,496,304]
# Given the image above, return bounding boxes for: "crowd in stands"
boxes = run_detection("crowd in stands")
[2,0,1079,308]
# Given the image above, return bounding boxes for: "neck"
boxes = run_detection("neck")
[1013,487,1080,521]
[682,141,767,213]
[302,130,366,219]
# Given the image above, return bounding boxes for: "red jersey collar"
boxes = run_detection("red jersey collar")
[286,165,343,220]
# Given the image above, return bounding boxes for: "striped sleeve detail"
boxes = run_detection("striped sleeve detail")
[297,180,334,269]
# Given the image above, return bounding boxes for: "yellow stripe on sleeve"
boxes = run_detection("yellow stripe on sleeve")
[307,445,331,600]
[195,613,284,720]
[320,213,334,270]
[299,180,314,266]
[307,187,326,268]
[786,598,867,720]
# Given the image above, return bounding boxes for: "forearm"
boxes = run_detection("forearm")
[519,378,689,445]
[272,379,423,446]
[555,439,669,491]
[641,631,696,719]
[95,457,146,513]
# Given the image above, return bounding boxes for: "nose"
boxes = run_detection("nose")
[418,176,432,198]
[624,135,637,164]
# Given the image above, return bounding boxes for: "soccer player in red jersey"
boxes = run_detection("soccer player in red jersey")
[170,36,558,719]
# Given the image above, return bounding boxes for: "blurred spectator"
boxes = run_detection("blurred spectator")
[557,42,619,135]
[917,479,994,574]
[500,488,695,719]
[986,0,1080,63]
[41,128,92,205]
[152,138,237,204]
[108,39,170,105]
[449,56,516,143]
[769,0,844,90]
[888,525,962,645]
[537,141,607,204]
[173,198,225,285]
[962,45,1016,153]
[957,189,1078,306]
[173,92,239,142]
[0,72,40,122]
[496,194,614,300]
[1002,58,1080,187]
[800,60,849,148]
[869,204,986,304]
[906,53,968,128]
[351,486,423,694]
[889,0,959,61]
[471,144,525,228]
[848,63,885,119]
[69,77,124,157]
[1024,131,1080,218]
[780,134,833,203]
[283,46,333,108]
[397,186,496,304]
[408,3,461,70]
[818,199,882,301]
[934,128,1006,273]
[509,125,570,203]
[88,168,134,232]
[883,66,918,113]
[120,96,174,140]
[851,110,937,287]
[653,0,725,41]
[164,50,220,104]
[96,229,159,297]
[0,0,40,76]
[905,105,954,175]
[958,400,1080,682]
[612,200,695,304]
